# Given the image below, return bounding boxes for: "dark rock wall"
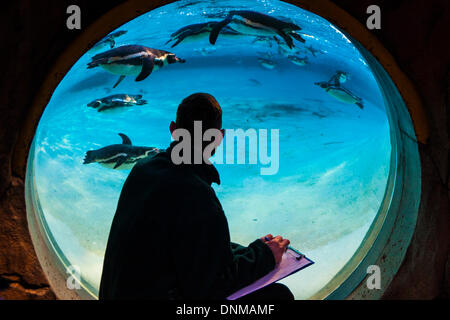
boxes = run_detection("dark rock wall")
[1,0,123,300]
[0,0,448,299]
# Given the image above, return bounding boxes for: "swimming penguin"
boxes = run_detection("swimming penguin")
[252,36,274,48]
[89,30,128,53]
[288,55,308,66]
[209,10,305,49]
[87,45,186,88]
[274,36,302,56]
[305,45,321,57]
[315,82,364,109]
[258,57,276,70]
[194,47,217,56]
[109,30,128,38]
[87,94,147,112]
[257,51,274,60]
[83,133,160,170]
[166,22,241,48]
[249,78,262,86]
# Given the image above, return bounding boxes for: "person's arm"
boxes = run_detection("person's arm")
[230,241,275,274]
[170,189,275,299]
[229,239,276,285]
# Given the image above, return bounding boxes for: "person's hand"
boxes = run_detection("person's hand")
[260,234,290,265]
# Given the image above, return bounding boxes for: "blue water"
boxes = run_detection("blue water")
[31,0,391,299]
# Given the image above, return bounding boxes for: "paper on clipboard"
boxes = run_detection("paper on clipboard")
[227,247,314,300]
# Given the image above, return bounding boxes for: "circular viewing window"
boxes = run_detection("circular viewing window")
[25,0,421,299]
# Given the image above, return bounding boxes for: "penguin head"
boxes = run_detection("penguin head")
[114,30,127,37]
[87,100,101,108]
[168,54,186,64]
[136,99,147,105]
[337,71,349,79]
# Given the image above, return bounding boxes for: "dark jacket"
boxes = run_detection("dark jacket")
[99,143,276,300]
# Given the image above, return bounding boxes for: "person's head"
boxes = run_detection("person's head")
[170,93,225,160]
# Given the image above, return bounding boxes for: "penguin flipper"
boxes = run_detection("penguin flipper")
[113,75,126,88]
[171,35,186,48]
[209,15,232,45]
[97,106,109,112]
[136,57,154,82]
[356,102,364,109]
[118,133,132,145]
[334,78,341,87]
[109,39,115,48]
[329,75,340,87]
[113,156,128,169]
[289,31,306,43]
[276,30,295,49]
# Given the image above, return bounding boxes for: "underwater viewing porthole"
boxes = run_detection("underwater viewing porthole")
[24,0,422,300]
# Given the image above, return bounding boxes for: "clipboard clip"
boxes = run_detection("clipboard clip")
[288,246,305,260]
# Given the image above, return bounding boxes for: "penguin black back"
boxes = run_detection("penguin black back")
[230,10,301,31]
[91,45,149,61]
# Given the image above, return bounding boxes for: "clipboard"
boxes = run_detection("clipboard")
[227,246,314,300]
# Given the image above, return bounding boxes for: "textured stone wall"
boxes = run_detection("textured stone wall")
[0,0,448,299]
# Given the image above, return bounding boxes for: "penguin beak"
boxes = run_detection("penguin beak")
[88,101,101,108]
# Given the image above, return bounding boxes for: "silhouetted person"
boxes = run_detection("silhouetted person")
[99,93,294,300]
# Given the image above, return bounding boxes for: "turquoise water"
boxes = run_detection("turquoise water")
[31,0,391,299]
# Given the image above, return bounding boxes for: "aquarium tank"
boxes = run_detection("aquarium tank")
[28,0,391,299]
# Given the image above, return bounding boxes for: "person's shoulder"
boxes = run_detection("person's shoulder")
[132,151,170,174]
[131,152,218,198]
[130,153,197,186]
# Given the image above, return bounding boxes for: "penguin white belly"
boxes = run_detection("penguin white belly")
[262,63,275,70]
[230,19,275,36]
[327,89,358,104]
[259,60,275,70]
[101,63,142,76]
[90,42,111,54]
[291,60,307,66]
[98,162,136,170]
[183,32,209,42]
